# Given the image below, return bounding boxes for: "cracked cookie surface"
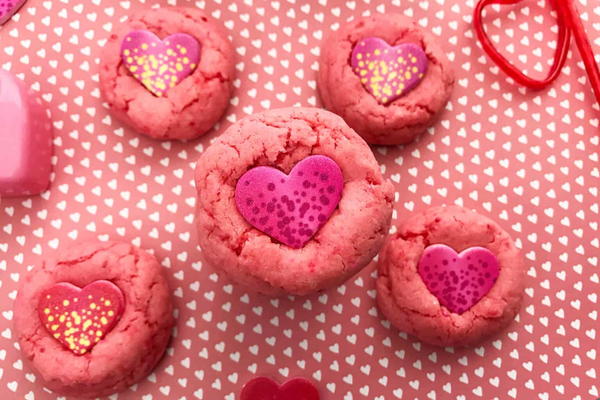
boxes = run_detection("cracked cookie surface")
[194,107,394,295]
[376,205,525,346]
[14,241,174,398]
[317,14,455,145]
[99,7,234,140]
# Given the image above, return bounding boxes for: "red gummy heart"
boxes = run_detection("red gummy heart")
[38,280,125,355]
[418,244,500,314]
[240,377,320,400]
[0,69,53,197]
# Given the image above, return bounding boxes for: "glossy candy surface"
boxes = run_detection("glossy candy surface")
[0,70,52,197]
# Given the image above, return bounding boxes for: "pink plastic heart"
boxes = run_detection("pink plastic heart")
[235,155,344,249]
[0,69,53,197]
[121,30,201,97]
[417,244,500,314]
[240,377,320,400]
[351,37,428,105]
[0,0,27,25]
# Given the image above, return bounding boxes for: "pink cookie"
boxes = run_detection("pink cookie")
[317,14,455,145]
[376,206,526,346]
[99,7,235,140]
[0,70,53,197]
[14,242,175,398]
[194,107,394,295]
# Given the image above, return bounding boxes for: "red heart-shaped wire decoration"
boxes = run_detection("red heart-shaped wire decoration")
[473,0,571,89]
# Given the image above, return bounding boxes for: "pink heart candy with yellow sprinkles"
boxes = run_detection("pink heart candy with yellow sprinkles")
[351,37,428,105]
[121,30,201,97]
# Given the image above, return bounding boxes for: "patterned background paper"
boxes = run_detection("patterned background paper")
[0,0,598,399]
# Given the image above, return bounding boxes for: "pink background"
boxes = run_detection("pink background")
[0,0,598,399]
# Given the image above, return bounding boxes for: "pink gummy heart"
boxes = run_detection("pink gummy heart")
[0,0,26,25]
[121,30,201,97]
[38,280,125,355]
[0,69,53,197]
[235,155,344,249]
[351,37,428,105]
[417,244,500,314]
[240,377,320,400]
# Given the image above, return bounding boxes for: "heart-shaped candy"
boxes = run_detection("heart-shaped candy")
[235,155,344,249]
[417,244,500,314]
[241,377,320,400]
[121,30,201,97]
[38,280,125,355]
[0,0,26,25]
[0,69,53,197]
[351,37,428,105]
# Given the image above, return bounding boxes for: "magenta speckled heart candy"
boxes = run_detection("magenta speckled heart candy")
[235,155,344,249]
[417,244,500,314]
[121,30,201,97]
[0,0,26,25]
[351,37,428,105]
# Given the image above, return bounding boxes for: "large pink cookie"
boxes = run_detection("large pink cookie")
[14,242,174,398]
[99,7,235,140]
[195,107,394,295]
[0,69,53,197]
[318,14,455,145]
[376,206,525,347]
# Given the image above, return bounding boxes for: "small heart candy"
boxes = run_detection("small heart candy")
[38,280,125,355]
[121,30,201,97]
[417,244,500,314]
[235,155,344,249]
[351,37,428,105]
[241,377,320,400]
[0,0,26,25]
